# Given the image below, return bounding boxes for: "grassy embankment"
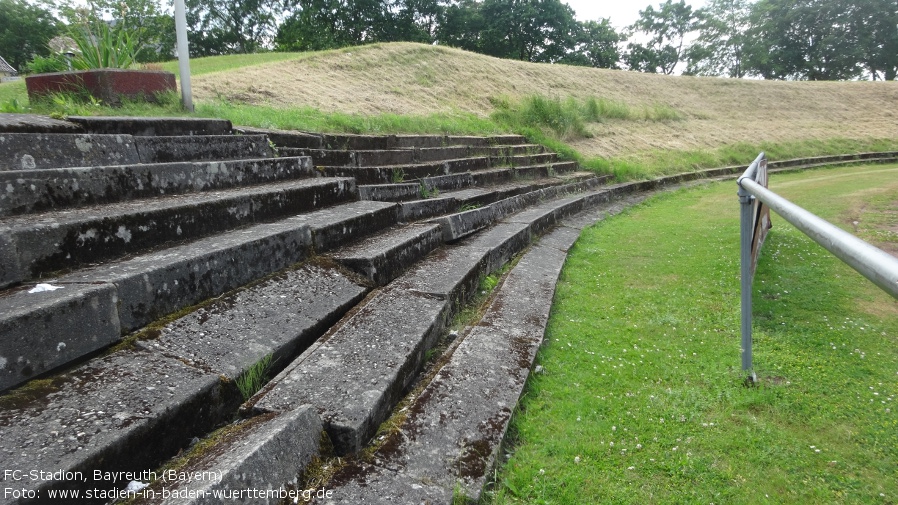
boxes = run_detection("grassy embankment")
[486,164,898,504]
[3,43,898,180]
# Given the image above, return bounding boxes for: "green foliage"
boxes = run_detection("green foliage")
[491,95,590,140]
[25,54,68,74]
[0,0,59,71]
[746,0,863,80]
[561,18,624,69]
[490,95,684,143]
[487,167,898,504]
[235,353,273,401]
[69,22,136,70]
[686,0,753,78]
[195,99,501,136]
[61,0,175,64]
[0,97,23,113]
[419,182,439,199]
[477,0,580,63]
[185,0,279,56]
[626,0,698,75]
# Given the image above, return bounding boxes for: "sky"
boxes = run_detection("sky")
[563,0,709,29]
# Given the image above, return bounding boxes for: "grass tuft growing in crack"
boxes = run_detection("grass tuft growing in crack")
[235,353,273,401]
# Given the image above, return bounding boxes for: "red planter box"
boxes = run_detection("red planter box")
[26,69,176,106]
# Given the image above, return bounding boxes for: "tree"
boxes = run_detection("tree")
[275,0,396,52]
[436,0,485,52]
[686,0,752,77]
[187,0,280,55]
[478,0,580,63]
[746,0,862,80]
[848,0,898,80]
[560,19,623,69]
[391,0,445,43]
[625,0,697,74]
[0,0,58,71]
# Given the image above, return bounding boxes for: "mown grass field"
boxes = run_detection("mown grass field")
[487,164,898,504]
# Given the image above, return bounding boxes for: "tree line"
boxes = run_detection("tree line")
[1,0,896,80]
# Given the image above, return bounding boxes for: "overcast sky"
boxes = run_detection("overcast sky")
[564,0,709,29]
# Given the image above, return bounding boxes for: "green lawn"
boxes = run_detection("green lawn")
[488,164,898,504]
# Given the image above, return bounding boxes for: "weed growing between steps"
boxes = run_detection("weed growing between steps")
[486,167,898,504]
[236,354,274,401]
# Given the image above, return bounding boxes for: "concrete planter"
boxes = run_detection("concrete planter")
[26,69,176,106]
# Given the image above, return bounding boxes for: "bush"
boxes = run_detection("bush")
[25,55,68,74]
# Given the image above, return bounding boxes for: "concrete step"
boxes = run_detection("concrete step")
[249,184,607,458]
[1,133,141,170]
[396,173,606,222]
[431,177,603,242]
[358,168,597,206]
[491,152,558,167]
[236,126,324,150]
[0,261,366,501]
[67,116,234,136]
[0,156,316,217]
[0,112,85,134]
[470,143,545,157]
[133,134,272,163]
[320,225,578,504]
[318,157,492,184]
[0,177,357,286]
[280,148,417,167]
[0,200,397,392]
[1,133,272,171]
[331,223,443,286]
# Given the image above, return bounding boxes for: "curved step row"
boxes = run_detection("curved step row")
[0,115,610,505]
[129,186,649,505]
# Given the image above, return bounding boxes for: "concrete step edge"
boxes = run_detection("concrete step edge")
[0,200,398,392]
[0,260,369,501]
[0,156,317,218]
[1,177,358,288]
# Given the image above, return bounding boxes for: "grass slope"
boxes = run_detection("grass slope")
[3,42,898,179]
[488,164,898,504]
[187,43,898,158]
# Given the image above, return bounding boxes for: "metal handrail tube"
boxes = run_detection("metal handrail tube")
[738,152,765,184]
[739,177,898,299]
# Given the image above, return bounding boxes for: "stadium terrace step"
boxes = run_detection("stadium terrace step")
[66,116,233,136]
[0,133,273,171]
[234,126,323,150]
[0,199,397,392]
[0,177,357,285]
[0,115,607,504]
[0,133,141,170]
[316,157,492,184]
[0,261,366,503]
[133,134,272,163]
[250,183,610,457]
[0,156,316,217]
[330,223,443,286]
[280,148,417,167]
[319,226,577,504]
[0,346,239,505]
[491,152,558,167]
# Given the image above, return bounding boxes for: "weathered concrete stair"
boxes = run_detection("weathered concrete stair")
[0,115,616,505]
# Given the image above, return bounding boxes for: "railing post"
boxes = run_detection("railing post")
[738,179,757,384]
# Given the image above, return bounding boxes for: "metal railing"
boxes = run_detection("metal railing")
[737,152,898,383]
